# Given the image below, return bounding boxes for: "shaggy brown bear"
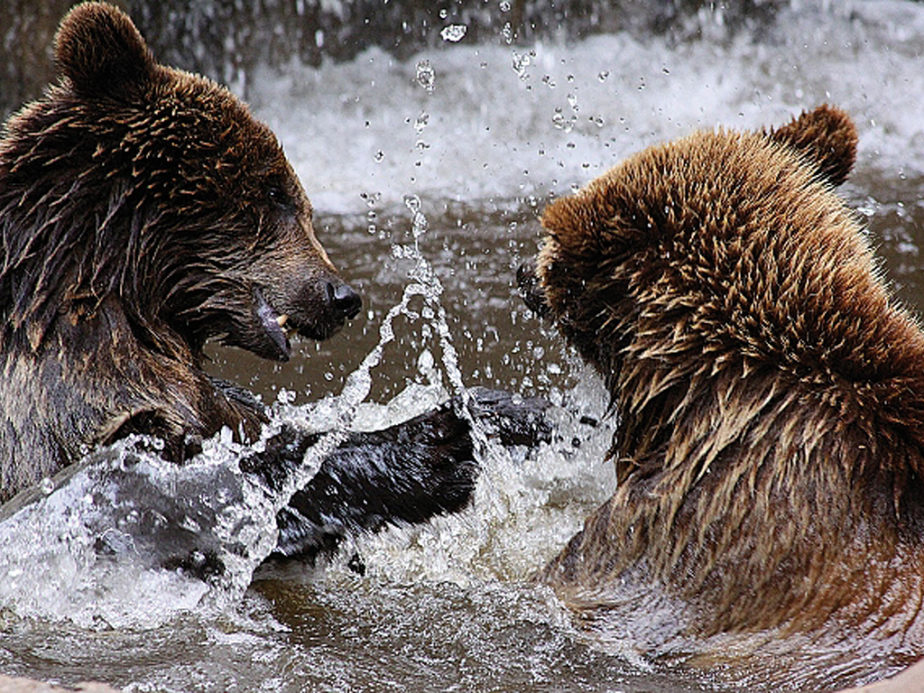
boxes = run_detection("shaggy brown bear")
[0,2,542,569]
[520,106,924,688]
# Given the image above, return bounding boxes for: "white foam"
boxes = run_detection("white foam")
[248,0,924,216]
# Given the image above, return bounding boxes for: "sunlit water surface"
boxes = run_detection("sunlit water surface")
[3,2,924,690]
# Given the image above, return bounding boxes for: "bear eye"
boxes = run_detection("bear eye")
[267,185,294,211]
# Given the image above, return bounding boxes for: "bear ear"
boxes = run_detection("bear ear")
[54,2,155,97]
[765,105,858,187]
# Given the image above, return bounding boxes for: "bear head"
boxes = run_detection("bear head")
[522,106,871,395]
[0,1,360,362]
[520,106,924,481]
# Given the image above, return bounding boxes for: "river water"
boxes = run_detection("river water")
[2,1,924,691]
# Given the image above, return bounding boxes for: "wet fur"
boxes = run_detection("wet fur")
[527,106,924,687]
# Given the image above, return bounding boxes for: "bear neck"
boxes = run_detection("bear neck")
[545,331,924,644]
[0,292,266,503]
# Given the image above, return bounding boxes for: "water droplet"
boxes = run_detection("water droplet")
[598,70,609,82]
[440,24,467,42]
[40,477,54,495]
[276,388,296,405]
[403,194,428,238]
[403,194,421,214]
[374,150,385,162]
[415,60,435,92]
[499,0,511,11]
[511,50,532,80]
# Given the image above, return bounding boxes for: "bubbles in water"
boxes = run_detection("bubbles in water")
[415,60,435,92]
[440,24,468,43]
[551,108,575,133]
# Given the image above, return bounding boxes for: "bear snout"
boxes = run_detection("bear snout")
[516,260,550,318]
[278,275,363,344]
[325,280,362,321]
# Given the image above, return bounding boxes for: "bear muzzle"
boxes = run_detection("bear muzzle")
[253,280,362,361]
[516,260,551,318]
[326,280,362,322]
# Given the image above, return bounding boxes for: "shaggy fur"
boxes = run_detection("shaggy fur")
[524,106,924,688]
[0,1,357,495]
[0,3,549,567]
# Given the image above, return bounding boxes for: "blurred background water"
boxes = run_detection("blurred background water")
[1,1,924,691]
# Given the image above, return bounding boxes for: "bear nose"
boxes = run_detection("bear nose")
[327,281,362,320]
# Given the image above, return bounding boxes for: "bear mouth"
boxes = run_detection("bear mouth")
[254,287,294,360]
[253,287,348,361]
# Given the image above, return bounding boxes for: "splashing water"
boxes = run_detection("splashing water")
[440,24,468,43]
[326,201,616,587]
[0,191,583,630]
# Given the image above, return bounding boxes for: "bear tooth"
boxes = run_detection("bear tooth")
[276,314,289,327]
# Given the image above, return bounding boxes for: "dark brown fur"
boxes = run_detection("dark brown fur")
[527,106,924,688]
[0,2,366,500]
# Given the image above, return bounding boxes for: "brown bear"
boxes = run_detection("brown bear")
[0,2,543,571]
[520,106,924,689]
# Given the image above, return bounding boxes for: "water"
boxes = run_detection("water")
[3,1,924,690]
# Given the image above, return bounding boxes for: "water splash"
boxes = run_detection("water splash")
[415,60,435,92]
[0,191,498,630]
[440,24,468,43]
